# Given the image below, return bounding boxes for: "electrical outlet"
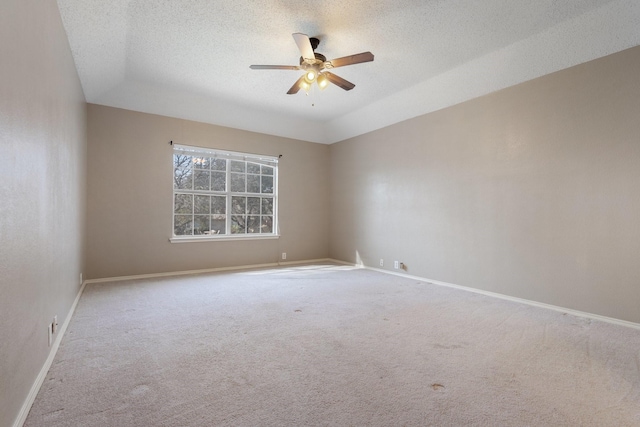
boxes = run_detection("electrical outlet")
[379,259,384,267]
[394,261,399,269]
[282,252,287,260]
[80,273,83,284]
[52,316,58,334]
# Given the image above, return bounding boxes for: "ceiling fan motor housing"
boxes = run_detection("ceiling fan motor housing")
[299,52,327,65]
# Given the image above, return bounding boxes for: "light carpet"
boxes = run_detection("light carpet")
[25,264,640,426]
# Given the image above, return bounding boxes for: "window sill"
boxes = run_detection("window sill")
[169,234,280,243]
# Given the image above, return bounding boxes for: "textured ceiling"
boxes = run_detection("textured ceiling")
[56,0,640,144]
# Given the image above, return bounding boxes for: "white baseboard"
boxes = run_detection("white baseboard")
[13,280,87,427]
[84,258,337,285]
[350,262,640,331]
[326,258,356,266]
[277,258,334,266]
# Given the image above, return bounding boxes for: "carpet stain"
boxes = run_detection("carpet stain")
[87,356,108,368]
[294,309,302,312]
[131,384,150,396]
[433,344,464,350]
[432,383,445,391]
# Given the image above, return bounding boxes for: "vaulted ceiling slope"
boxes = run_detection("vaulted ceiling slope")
[57,0,640,144]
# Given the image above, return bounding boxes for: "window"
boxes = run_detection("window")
[172,144,278,240]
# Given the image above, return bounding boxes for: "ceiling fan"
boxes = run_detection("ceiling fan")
[250,33,374,95]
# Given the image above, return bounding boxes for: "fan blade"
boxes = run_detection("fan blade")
[250,65,300,70]
[287,75,306,95]
[325,52,374,68]
[324,72,355,91]
[292,33,315,61]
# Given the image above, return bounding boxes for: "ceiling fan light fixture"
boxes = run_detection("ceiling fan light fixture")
[300,80,311,93]
[317,73,329,90]
[304,69,317,83]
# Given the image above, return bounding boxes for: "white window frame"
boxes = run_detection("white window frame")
[170,144,279,243]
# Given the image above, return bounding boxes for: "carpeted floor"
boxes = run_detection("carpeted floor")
[25,264,640,426]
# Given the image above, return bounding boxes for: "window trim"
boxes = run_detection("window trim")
[169,234,280,243]
[171,144,279,242]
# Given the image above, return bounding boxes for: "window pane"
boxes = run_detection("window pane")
[211,158,226,171]
[231,196,245,214]
[194,215,210,235]
[247,216,260,234]
[247,175,260,193]
[231,160,245,172]
[230,173,245,192]
[247,197,260,214]
[174,154,191,168]
[261,165,273,176]
[247,163,261,174]
[211,171,226,191]
[212,196,226,214]
[174,194,192,214]
[231,215,246,234]
[194,195,210,214]
[261,197,273,215]
[261,216,273,233]
[211,215,226,234]
[174,155,193,190]
[174,215,193,235]
[261,176,273,194]
[193,157,210,169]
[194,170,210,191]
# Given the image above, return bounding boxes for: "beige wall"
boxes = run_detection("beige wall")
[329,46,640,324]
[85,105,329,279]
[0,1,87,426]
